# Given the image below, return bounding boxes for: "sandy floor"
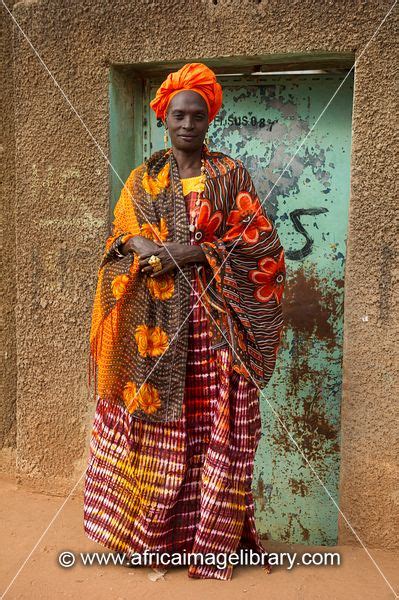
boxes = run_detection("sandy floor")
[0,476,398,600]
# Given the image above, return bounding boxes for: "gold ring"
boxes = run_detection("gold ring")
[148,254,162,272]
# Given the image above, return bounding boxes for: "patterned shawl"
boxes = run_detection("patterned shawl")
[88,146,285,422]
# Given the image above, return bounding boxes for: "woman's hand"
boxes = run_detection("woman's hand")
[139,242,206,278]
[121,235,159,258]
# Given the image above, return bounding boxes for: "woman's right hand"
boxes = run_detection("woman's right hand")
[121,235,160,259]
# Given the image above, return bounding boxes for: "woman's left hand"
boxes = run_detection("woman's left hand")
[139,242,206,278]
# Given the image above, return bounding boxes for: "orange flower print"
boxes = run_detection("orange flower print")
[141,217,168,243]
[223,191,272,244]
[111,273,130,300]
[135,324,150,356]
[122,381,161,414]
[142,163,170,196]
[122,381,140,413]
[248,250,286,303]
[146,273,174,301]
[156,163,170,189]
[192,198,223,243]
[148,326,169,357]
[138,383,162,415]
[135,324,169,357]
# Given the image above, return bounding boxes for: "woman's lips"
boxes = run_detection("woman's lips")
[180,135,196,140]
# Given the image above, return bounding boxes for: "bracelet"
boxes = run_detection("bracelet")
[114,245,125,258]
[113,233,133,258]
[99,232,133,268]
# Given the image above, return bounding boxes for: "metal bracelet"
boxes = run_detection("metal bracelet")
[112,234,128,258]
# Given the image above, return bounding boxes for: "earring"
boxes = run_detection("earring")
[205,131,210,147]
[164,127,169,148]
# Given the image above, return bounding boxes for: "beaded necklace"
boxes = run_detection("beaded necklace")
[184,146,207,236]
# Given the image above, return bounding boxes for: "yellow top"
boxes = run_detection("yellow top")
[180,174,205,196]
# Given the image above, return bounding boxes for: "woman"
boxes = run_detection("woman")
[84,63,285,580]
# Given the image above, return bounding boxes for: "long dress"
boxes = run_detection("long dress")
[83,175,270,580]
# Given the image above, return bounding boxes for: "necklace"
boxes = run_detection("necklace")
[188,146,207,233]
[199,147,207,186]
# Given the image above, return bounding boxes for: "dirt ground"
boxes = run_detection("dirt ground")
[0,476,398,600]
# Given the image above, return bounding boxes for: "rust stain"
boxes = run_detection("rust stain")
[297,518,310,542]
[289,478,309,497]
[271,392,339,464]
[281,513,311,543]
[269,267,342,488]
[255,476,267,512]
[283,269,336,341]
[281,513,294,542]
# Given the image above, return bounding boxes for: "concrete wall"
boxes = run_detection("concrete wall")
[1,0,398,548]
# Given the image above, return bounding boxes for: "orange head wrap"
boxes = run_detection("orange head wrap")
[149,62,223,124]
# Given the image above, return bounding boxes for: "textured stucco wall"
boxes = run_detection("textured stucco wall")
[1,0,398,548]
[339,26,398,548]
[1,8,17,474]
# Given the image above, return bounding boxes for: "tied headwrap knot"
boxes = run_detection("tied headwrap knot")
[149,62,223,123]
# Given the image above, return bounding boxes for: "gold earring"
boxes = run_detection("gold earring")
[205,132,210,147]
[164,127,169,148]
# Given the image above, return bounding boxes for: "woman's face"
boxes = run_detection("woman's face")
[165,90,209,153]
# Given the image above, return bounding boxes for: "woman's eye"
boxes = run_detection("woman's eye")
[174,115,204,121]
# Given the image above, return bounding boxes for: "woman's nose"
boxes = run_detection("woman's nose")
[182,119,194,129]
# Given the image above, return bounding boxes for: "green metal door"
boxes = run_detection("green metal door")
[140,73,354,545]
